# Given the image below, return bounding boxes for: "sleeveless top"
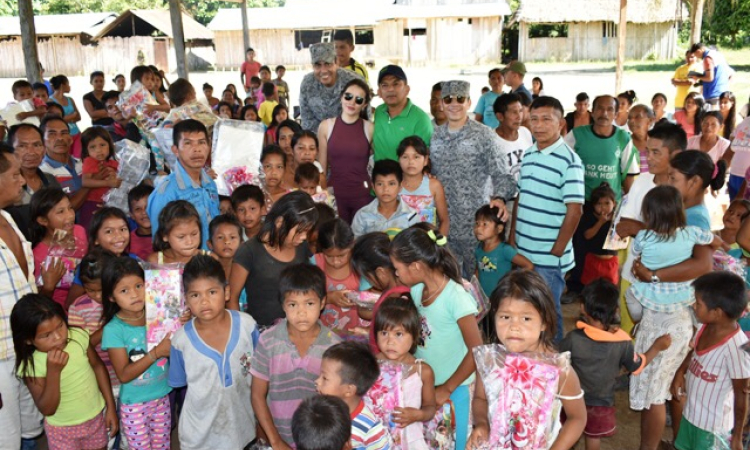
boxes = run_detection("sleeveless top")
[399,175,436,225]
[326,117,370,191]
[52,96,81,135]
[83,92,114,126]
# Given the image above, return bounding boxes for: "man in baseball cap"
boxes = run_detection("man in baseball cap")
[502,61,532,103]
[372,65,432,162]
[298,42,364,132]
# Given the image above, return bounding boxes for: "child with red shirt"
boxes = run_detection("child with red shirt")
[80,127,121,229]
[127,183,154,260]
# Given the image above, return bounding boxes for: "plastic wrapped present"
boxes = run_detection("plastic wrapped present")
[401,194,436,225]
[345,290,380,310]
[424,400,456,450]
[152,127,177,171]
[603,200,630,251]
[117,81,165,132]
[472,344,568,450]
[35,228,83,291]
[364,360,429,450]
[713,249,746,279]
[211,119,265,196]
[144,262,186,351]
[103,140,151,212]
[1,100,40,127]
[162,99,218,130]
[463,276,490,321]
[311,187,338,213]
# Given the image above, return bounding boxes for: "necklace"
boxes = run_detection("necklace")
[422,276,448,306]
[116,310,144,322]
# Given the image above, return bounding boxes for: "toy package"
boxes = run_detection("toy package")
[161,99,218,131]
[400,194,436,225]
[346,290,380,310]
[211,119,265,195]
[117,81,165,131]
[364,360,429,450]
[35,228,82,290]
[144,262,185,351]
[472,344,568,449]
[103,139,151,212]
[603,200,630,251]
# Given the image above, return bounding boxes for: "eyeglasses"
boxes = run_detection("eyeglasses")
[343,92,365,105]
[442,95,467,105]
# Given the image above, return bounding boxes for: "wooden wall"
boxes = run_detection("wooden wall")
[519,21,677,62]
[0,36,215,78]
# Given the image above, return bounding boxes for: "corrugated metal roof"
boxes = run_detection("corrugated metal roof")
[208,0,509,31]
[517,0,684,24]
[93,9,214,41]
[0,12,117,37]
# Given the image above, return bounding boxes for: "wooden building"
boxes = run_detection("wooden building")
[515,0,684,62]
[209,0,511,70]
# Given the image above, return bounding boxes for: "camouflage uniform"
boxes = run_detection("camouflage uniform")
[431,118,516,276]
[298,69,362,133]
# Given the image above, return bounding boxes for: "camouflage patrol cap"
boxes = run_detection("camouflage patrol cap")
[440,80,470,98]
[310,43,336,64]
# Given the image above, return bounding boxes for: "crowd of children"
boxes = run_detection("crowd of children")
[3,50,750,450]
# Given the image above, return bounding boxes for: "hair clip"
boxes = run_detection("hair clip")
[299,206,315,214]
[427,229,447,247]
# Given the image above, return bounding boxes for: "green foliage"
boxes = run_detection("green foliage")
[3,0,284,25]
[701,0,750,48]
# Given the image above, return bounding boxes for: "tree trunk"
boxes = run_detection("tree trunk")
[18,0,40,82]
[690,0,706,44]
[615,0,627,93]
[169,0,188,79]
[241,0,250,54]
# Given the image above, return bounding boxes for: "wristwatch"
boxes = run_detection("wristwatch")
[650,270,660,283]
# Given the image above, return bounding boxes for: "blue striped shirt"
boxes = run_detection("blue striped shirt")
[515,137,584,271]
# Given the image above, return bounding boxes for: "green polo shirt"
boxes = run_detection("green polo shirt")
[373,99,433,162]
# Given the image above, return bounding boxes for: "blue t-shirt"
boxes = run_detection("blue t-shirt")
[101,316,171,405]
[473,91,501,128]
[685,204,711,231]
[475,242,517,296]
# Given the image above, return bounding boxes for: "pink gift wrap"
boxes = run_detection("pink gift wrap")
[145,263,185,351]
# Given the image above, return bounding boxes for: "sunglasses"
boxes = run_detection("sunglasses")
[343,92,365,105]
[442,95,467,104]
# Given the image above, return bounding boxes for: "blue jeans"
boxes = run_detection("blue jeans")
[534,265,565,343]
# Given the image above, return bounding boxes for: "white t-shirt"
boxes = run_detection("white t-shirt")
[684,326,750,433]
[730,117,750,177]
[618,173,656,284]
[497,126,533,184]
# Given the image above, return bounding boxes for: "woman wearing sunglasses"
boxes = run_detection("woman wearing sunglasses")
[317,78,374,223]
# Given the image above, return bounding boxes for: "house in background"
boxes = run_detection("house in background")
[0,12,116,77]
[209,0,510,70]
[515,0,684,62]
[92,9,215,72]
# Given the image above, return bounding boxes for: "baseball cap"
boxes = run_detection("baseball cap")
[501,61,527,76]
[378,65,407,84]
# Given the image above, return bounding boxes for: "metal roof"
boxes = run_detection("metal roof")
[0,12,117,37]
[208,1,510,31]
[92,9,214,41]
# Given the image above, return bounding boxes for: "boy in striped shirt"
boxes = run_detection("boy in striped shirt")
[316,342,392,450]
[672,272,750,450]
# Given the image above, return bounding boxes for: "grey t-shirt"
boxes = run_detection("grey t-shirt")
[298,68,363,132]
[169,310,260,450]
[559,327,643,406]
[233,238,312,326]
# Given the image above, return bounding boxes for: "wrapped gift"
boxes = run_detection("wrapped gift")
[713,249,746,279]
[424,400,456,450]
[162,99,218,131]
[144,263,185,351]
[364,360,429,450]
[463,276,490,321]
[346,290,380,310]
[311,187,338,213]
[117,81,165,132]
[35,228,83,290]
[401,194,436,225]
[211,119,265,195]
[603,200,629,251]
[472,344,568,449]
[1,100,40,127]
[103,140,151,212]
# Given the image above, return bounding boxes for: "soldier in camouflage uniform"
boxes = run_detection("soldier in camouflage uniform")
[430,80,516,276]
[298,43,363,132]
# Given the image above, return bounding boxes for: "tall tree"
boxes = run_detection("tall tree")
[688,0,706,44]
